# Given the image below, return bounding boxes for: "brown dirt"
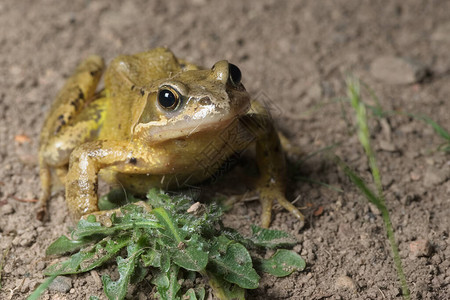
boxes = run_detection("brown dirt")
[1,1,449,299]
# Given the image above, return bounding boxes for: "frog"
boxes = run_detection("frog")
[37,47,304,228]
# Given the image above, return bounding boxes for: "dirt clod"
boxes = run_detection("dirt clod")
[335,275,358,292]
[409,239,433,258]
[48,276,73,293]
[370,56,427,85]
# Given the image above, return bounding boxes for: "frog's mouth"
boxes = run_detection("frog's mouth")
[134,95,250,143]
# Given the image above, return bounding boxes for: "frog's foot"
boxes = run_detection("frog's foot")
[258,187,305,228]
[80,201,152,227]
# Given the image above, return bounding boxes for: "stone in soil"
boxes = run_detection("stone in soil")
[370,56,427,85]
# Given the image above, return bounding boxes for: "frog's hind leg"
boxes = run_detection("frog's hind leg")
[243,100,305,228]
[37,55,105,220]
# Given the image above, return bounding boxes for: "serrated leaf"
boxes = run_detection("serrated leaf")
[74,215,161,238]
[45,236,131,276]
[152,207,185,244]
[209,241,260,289]
[173,244,208,271]
[45,235,93,255]
[102,254,140,300]
[257,249,305,277]
[250,225,297,249]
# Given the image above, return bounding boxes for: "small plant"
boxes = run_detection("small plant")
[338,78,411,299]
[29,189,305,300]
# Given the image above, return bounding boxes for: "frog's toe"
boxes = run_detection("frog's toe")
[259,193,274,228]
[258,188,304,228]
[81,209,123,227]
[275,195,305,229]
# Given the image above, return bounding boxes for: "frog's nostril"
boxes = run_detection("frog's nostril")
[199,96,211,106]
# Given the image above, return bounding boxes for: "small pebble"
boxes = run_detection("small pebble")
[19,231,37,247]
[1,203,15,215]
[379,140,397,152]
[48,275,72,293]
[335,275,358,292]
[409,239,432,258]
[370,56,427,85]
[423,166,448,188]
[409,172,421,181]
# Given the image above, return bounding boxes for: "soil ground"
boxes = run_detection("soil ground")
[1,0,449,299]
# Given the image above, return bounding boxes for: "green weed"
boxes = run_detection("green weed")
[28,189,305,300]
[340,78,411,299]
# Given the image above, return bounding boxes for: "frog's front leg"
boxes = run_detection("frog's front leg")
[65,140,163,220]
[38,55,104,220]
[242,103,305,228]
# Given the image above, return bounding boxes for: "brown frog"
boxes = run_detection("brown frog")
[38,47,304,228]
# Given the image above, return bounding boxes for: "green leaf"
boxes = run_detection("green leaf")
[209,239,260,289]
[45,236,131,275]
[46,235,93,255]
[141,248,162,267]
[250,225,298,249]
[172,243,208,271]
[183,288,198,300]
[183,287,206,300]
[102,254,140,300]
[130,261,148,284]
[74,215,161,238]
[154,265,181,300]
[206,270,246,300]
[257,249,305,277]
[26,275,57,300]
[151,269,170,290]
[152,207,185,243]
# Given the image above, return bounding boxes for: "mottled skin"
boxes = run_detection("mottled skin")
[38,47,304,228]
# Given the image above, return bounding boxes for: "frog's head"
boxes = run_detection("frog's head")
[134,61,250,143]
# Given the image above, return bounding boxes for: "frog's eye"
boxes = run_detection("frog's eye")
[158,86,180,110]
[228,63,242,86]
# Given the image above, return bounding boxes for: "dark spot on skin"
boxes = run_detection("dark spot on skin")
[180,63,186,69]
[131,85,135,91]
[90,70,97,76]
[78,89,85,100]
[118,124,121,130]
[70,98,80,109]
[140,89,145,96]
[55,125,62,134]
[129,157,137,165]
